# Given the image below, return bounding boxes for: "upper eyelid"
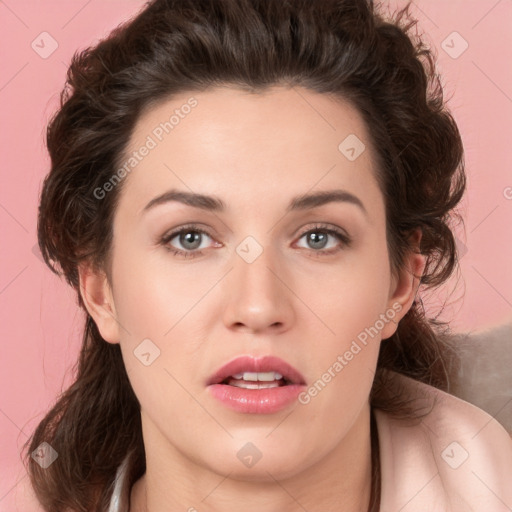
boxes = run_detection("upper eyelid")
[164,222,348,237]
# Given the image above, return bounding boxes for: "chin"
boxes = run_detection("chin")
[197,440,317,483]
[213,458,307,483]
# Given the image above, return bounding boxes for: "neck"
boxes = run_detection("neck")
[130,405,375,512]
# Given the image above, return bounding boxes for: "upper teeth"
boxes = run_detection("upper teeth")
[231,371,283,381]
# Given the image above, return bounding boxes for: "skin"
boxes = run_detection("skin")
[80,85,425,512]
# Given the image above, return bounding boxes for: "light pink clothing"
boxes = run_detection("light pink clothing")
[375,372,512,511]
[106,372,511,510]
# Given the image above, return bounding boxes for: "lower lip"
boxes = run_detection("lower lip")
[207,383,306,414]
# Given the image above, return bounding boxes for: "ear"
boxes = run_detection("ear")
[380,228,426,341]
[78,262,120,344]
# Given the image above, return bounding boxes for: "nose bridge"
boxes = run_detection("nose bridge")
[234,233,281,301]
[222,231,293,331]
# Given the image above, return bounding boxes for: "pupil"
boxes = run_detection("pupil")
[309,232,327,249]
[181,231,201,250]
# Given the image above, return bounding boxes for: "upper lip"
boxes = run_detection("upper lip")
[207,355,306,386]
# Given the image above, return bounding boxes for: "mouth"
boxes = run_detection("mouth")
[207,355,307,387]
[206,355,307,414]
[221,371,290,389]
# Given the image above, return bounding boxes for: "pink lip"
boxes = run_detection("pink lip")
[206,355,307,414]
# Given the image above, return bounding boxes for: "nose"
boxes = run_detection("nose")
[221,240,295,335]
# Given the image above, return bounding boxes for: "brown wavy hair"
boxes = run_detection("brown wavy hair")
[23,0,466,510]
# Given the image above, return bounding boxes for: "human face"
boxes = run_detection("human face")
[83,85,417,484]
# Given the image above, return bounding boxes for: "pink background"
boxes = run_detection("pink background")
[1,1,511,510]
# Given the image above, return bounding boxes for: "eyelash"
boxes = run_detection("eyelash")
[159,223,352,259]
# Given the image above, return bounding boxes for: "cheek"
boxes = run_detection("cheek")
[296,248,389,408]
[307,252,391,342]
[297,322,381,438]
[112,250,210,390]
[111,245,206,337]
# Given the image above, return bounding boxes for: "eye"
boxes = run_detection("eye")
[295,223,351,256]
[160,224,218,259]
[159,222,352,259]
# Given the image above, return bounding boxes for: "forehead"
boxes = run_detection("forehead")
[117,85,383,217]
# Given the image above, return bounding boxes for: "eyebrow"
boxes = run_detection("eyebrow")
[141,188,368,217]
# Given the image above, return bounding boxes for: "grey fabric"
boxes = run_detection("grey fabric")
[448,320,512,435]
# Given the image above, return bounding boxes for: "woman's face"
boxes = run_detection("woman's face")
[82,85,422,481]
